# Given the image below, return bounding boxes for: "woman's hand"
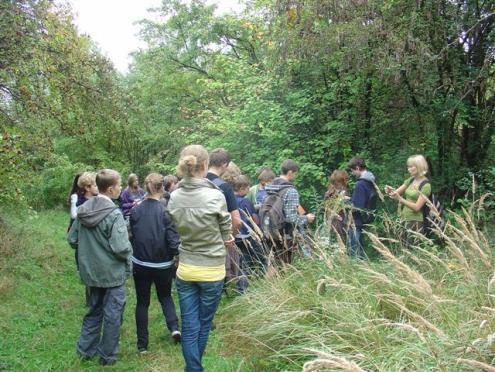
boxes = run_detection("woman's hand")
[223,235,235,247]
[390,191,401,201]
[384,185,394,195]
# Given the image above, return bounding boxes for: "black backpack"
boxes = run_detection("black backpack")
[418,179,445,238]
[259,187,292,239]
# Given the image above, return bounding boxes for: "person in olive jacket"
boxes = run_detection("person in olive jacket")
[68,169,132,367]
[168,145,232,372]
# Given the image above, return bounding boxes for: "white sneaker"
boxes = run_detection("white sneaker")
[171,330,181,343]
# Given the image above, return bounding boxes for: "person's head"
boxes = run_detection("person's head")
[77,171,98,197]
[163,174,179,193]
[327,170,349,197]
[258,168,276,187]
[96,169,122,199]
[144,173,164,196]
[221,161,241,186]
[233,175,251,196]
[68,172,83,206]
[407,154,428,178]
[128,173,139,189]
[280,159,299,182]
[208,148,230,175]
[177,145,209,178]
[348,157,367,177]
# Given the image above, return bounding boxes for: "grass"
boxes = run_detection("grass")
[218,205,495,371]
[3,204,494,370]
[0,208,253,371]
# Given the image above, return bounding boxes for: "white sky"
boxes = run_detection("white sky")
[67,0,243,73]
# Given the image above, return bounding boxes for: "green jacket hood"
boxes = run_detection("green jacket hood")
[177,177,219,191]
[77,196,118,228]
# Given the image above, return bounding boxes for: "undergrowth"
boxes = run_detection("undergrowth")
[220,201,495,371]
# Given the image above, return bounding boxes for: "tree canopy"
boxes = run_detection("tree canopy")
[1,0,494,210]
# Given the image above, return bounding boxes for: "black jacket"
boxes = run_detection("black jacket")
[130,199,180,264]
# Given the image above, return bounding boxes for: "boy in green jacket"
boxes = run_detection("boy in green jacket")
[68,169,132,366]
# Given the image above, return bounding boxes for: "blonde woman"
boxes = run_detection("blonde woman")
[385,155,431,240]
[168,145,233,372]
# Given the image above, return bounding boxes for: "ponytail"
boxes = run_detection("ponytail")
[177,145,209,177]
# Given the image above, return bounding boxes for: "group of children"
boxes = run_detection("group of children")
[66,149,435,369]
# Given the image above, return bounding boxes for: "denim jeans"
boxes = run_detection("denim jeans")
[176,278,224,372]
[133,265,179,350]
[76,284,126,364]
[347,226,365,258]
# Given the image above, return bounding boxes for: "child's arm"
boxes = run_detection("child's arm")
[70,194,78,219]
[67,219,79,249]
[108,213,133,261]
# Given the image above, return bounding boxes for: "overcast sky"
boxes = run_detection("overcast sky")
[67,0,243,73]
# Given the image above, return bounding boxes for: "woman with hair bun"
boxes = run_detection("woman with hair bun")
[385,155,431,243]
[168,145,233,372]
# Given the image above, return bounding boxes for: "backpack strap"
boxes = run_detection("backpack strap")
[418,178,430,192]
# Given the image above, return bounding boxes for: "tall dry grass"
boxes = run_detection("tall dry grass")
[219,200,495,370]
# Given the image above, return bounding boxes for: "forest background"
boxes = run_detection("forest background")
[2,0,495,214]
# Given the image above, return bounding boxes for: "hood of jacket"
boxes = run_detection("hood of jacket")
[358,170,376,183]
[77,195,118,228]
[265,177,294,193]
[176,177,219,191]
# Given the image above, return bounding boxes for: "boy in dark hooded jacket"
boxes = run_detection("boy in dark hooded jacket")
[68,169,132,366]
[348,157,376,258]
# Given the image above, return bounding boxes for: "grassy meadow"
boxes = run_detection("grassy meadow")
[1,204,494,371]
[0,209,251,371]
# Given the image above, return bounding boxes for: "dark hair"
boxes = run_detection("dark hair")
[280,159,299,175]
[208,148,230,168]
[67,172,82,206]
[348,157,367,170]
[163,174,178,192]
[233,175,251,191]
[96,169,121,193]
[258,168,276,183]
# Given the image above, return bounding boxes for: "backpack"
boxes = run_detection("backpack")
[360,179,378,224]
[418,179,445,238]
[259,187,292,239]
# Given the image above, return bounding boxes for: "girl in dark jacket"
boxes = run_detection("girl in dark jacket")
[129,173,181,353]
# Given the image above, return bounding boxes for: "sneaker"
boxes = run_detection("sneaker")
[138,348,148,355]
[171,330,181,343]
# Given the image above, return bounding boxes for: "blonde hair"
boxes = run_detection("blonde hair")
[407,155,428,176]
[96,169,121,193]
[221,161,241,185]
[177,145,209,177]
[144,173,164,195]
[128,173,139,187]
[77,172,96,189]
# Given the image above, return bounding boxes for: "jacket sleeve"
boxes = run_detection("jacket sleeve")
[217,196,232,240]
[108,212,133,261]
[70,194,78,219]
[351,181,368,210]
[284,188,307,227]
[119,189,133,211]
[164,210,180,256]
[67,218,79,249]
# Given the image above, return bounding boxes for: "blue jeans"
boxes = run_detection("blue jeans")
[347,227,365,258]
[176,278,224,372]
